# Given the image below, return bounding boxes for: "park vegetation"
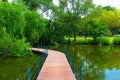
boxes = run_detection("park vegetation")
[0,0,120,57]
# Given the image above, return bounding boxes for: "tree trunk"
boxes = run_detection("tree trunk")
[85,36,87,42]
[67,37,70,44]
[93,37,96,44]
[73,32,76,42]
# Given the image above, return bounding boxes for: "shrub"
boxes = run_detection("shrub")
[86,38,94,44]
[113,37,120,45]
[0,28,32,57]
[10,38,32,57]
[96,37,111,45]
[77,37,86,44]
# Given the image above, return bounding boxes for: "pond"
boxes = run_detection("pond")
[0,54,44,80]
[50,45,120,80]
[0,45,120,80]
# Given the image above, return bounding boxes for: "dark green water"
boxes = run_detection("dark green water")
[0,45,120,80]
[50,45,120,80]
[0,54,43,80]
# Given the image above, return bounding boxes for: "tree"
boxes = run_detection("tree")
[53,0,94,42]
[79,17,91,41]
[0,2,26,38]
[101,9,120,35]
[24,11,46,43]
[89,21,110,42]
[103,6,115,11]
[22,0,54,12]
[79,6,103,41]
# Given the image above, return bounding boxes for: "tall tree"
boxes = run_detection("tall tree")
[53,0,95,42]
[80,6,111,42]
[78,5,103,41]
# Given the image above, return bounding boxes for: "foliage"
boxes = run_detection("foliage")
[0,2,26,37]
[101,9,120,35]
[0,28,32,57]
[77,37,93,44]
[103,6,115,11]
[65,37,114,45]
[96,37,111,45]
[24,10,46,43]
[22,0,54,12]
[79,18,91,40]
[89,21,111,42]
[80,6,104,41]
[53,0,95,41]
[113,37,120,45]
[65,37,93,44]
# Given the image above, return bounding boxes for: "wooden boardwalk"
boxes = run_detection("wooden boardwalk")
[31,48,75,80]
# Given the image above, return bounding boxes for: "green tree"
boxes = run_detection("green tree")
[103,6,115,11]
[0,2,26,38]
[89,21,110,42]
[79,18,91,41]
[24,11,46,43]
[39,20,56,45]
[53,0,94,42]
[79,6,103,41]
[22,0,54,12]
[101,9,120,35]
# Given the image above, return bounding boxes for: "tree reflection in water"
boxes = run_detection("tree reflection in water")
[50,45,120,80]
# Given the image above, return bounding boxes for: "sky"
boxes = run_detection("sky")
[53,0,120,9]
[93,0,120,9]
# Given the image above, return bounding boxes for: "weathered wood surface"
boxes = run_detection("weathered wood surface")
[31,48,75,80]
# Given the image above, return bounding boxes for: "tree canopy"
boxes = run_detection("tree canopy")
[53,0,95,41]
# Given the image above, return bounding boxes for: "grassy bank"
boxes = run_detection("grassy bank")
[65,36,120,45]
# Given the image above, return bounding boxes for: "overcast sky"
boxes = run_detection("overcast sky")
[93,0,120,9]
[53,0,120,9]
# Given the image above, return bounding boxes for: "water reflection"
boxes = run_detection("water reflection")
[51,45,120,80]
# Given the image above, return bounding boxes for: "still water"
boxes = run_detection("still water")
[0,54,43,80]
[50,45,120,80]
[0,45,120,80]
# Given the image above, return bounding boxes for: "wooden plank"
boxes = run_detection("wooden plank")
[31,48,75,80]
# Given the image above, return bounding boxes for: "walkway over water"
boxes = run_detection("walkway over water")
[31,48,75,80]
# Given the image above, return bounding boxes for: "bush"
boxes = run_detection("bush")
[86,38,94,44]
[77,37,86,44]
[65,37,113,45]
[113,37,120,45]
[96,37,111,45]
[0,28,32,57]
